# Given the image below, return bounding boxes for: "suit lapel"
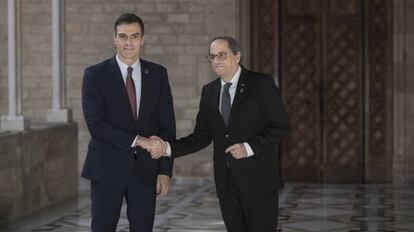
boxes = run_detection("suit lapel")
[210,79,223,123]
[228,68,248,127]
[137,61,151,125]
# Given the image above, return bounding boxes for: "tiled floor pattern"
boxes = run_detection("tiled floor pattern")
[278,184,414,232]
[1,179,413,232]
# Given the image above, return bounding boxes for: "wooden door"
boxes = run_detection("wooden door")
[250,0,393,183]
[280,0,364,182]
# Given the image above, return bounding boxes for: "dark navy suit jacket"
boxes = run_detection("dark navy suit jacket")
[81,56,175,187]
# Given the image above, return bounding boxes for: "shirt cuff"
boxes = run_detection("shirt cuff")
[131,135,139,147]
[165,142,172,157]
[243,142,254,157]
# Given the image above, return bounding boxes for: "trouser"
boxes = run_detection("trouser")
[90,171,156,232]
[218,170,279,232]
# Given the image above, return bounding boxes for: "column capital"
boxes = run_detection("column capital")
[46,109,73,123]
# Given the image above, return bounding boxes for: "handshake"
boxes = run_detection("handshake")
[136,135,168,159]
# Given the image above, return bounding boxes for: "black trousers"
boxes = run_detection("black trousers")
[90,170,156,232]
[218,170,279,232]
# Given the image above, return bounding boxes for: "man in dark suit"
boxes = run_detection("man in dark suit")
[81,14,175,232]
[148,36,289,232]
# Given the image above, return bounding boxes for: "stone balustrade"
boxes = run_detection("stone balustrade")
[0,123,78,223]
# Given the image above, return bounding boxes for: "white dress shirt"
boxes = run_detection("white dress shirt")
[115,55,141,147]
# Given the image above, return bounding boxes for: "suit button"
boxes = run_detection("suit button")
[225,134,229,138]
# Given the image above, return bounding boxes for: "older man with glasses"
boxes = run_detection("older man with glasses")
[144,36,290,232]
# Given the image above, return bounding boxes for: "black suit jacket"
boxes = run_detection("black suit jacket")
[81,56,176,187]
[170,67,289,197]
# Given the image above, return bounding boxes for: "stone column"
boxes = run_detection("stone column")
[1,0,29,131]
[238,0,251,68]
[393,0,414,185]
[46,0,72,122]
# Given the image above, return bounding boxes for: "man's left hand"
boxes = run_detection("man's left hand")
[225,143,247,159]
[156,175,170,197]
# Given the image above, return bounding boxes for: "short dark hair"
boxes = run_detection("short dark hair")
[209,36,241,55]
[114,13,144,36]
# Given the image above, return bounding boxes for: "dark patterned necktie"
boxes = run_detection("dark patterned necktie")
[221,82,232,126]
[126,67,137,120]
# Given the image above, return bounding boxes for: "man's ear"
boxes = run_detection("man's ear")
[236,52,241,63]
[140,35,145,46]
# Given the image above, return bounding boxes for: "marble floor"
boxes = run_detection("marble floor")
[1,178,414,232]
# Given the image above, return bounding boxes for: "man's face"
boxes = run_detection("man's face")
[114,23,144,65]
[209,39,240,80]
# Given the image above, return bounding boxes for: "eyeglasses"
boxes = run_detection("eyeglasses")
[206,51,227,62]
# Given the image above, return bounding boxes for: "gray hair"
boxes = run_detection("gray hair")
[209,36,241,55]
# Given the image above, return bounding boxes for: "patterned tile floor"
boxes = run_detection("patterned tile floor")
[1,178,414,232]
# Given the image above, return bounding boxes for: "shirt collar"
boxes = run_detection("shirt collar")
[115,54,141,75]
[220,66,241,88]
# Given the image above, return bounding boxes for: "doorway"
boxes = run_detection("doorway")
[250,0,393,183]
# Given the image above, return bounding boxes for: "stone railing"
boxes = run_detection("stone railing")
[0,123,78,223]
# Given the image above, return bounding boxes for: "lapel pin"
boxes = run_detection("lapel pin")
[144,69,149,74]
[240,83,245,93]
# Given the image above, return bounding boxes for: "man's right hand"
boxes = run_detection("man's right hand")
[136,136,166,159]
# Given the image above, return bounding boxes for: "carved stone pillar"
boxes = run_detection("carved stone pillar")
[1,0,30,131]
[46,0,72,122]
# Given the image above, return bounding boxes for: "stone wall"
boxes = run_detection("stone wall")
[0,123,78,222]
[0,0,53,120]
[0,0,240,177]
[393,0,414,185]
